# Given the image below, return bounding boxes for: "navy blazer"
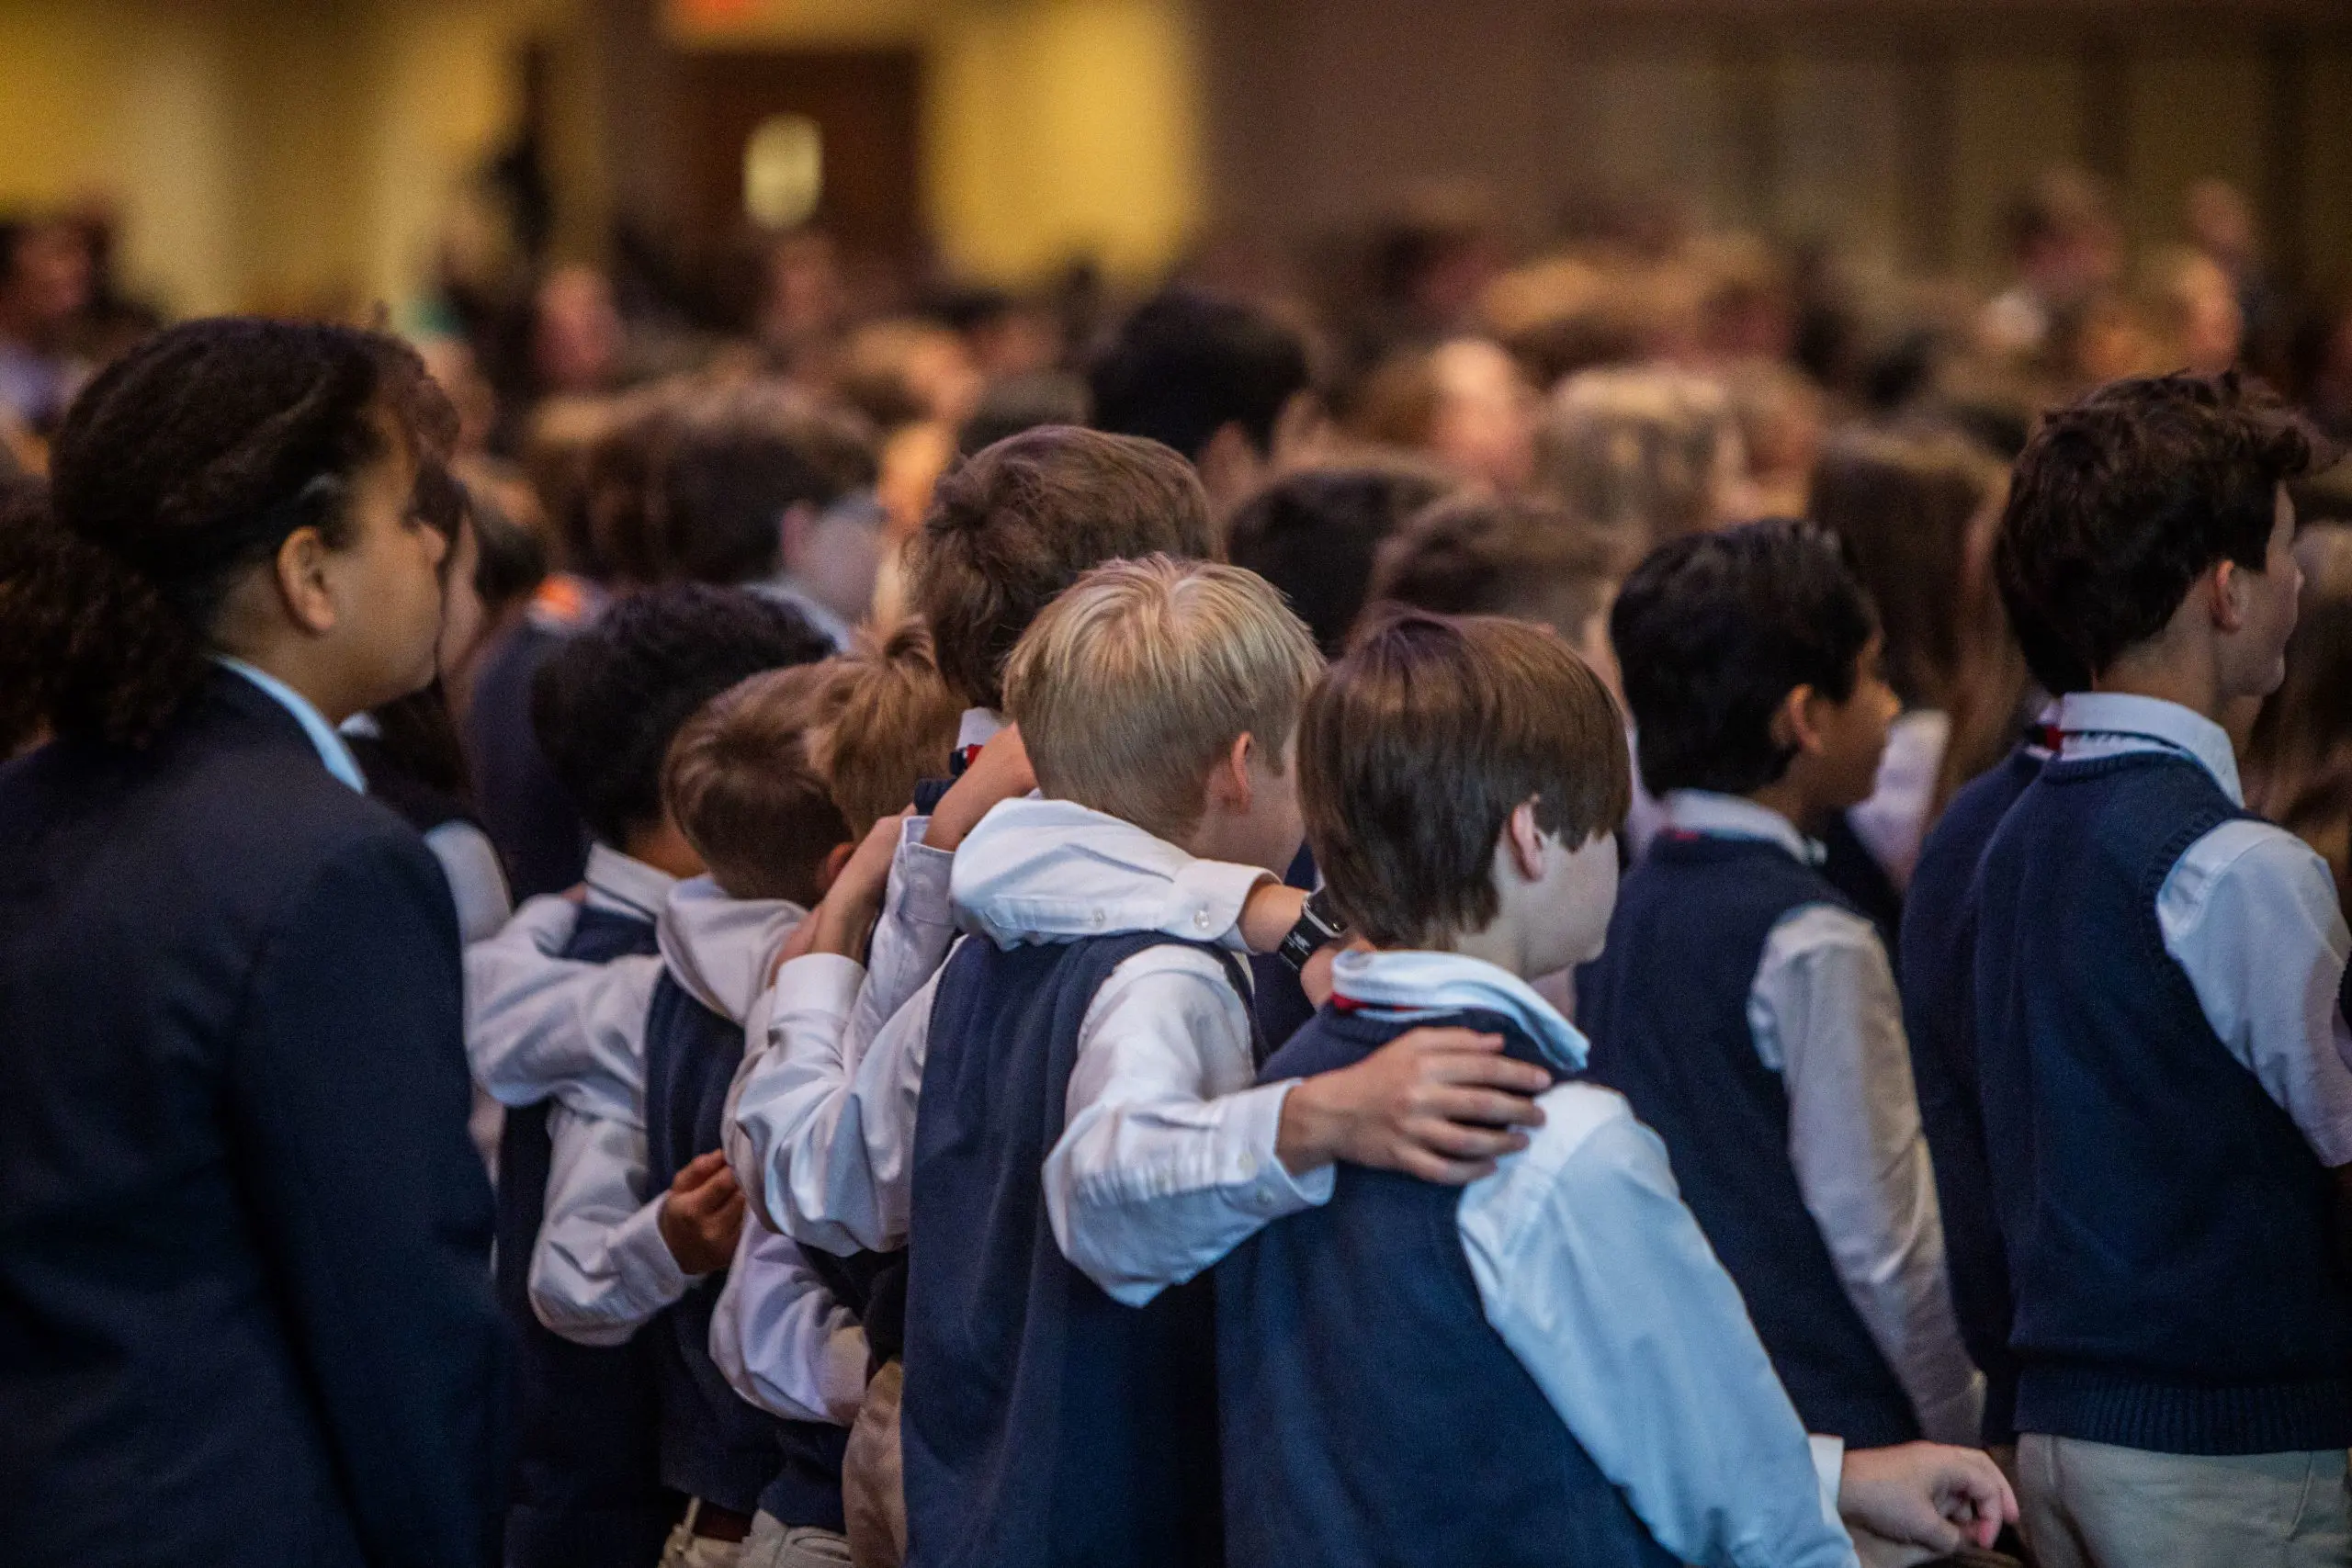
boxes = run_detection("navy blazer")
[0,670,509,1568]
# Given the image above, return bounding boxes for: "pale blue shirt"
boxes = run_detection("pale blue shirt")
[2054,692,2352,1164]
[1329,949,1857,1568]
[217,657,367,793]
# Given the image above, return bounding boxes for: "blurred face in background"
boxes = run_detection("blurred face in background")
[533,266,621,397]
[1428,338,1537,492]
[0,222,92,348]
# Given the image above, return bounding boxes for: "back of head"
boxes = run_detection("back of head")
[654,381,878,585]
[663,663,849,904]
[1367,491,1623,641]
[1809,428,2005,712]
[1003,555,1322,844]
[1996,372,2313,692]
[910,424,1213,712]
[1612,518,1879,795]
[1224,459,1457,655]
[1088,288,1311,462]
[0,316,455,749]
[957,370,1091,458]
[531,581,833,847]
[1302,609,1630,949]
[1535,364,1738,546]
[808,617,966,837]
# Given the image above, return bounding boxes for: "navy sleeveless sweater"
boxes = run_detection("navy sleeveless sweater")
[1974,751,2352,1453]
[1580,832,1923,1448]
[1217,1003,1678,1568]
[494,904,673,1568]
[902,932,1249,1568]
[642,973,849,1528]
[1895,743,2040,1444]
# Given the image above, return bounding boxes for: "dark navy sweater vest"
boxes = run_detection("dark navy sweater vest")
[903,932,1249,1568]
[643,973,850,1528]
[1218,1004,1678,1568]
[1895,743,2040,1445]
[1973,750,2352,1453]
[1580,833,1923,1448]
[494,904,673,1568]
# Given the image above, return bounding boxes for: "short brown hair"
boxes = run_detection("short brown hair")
[1366,493,1623,641]
[1301,610,1631,948]
[808,618,965,838]
[910,425,1214,711]
[1004,556,1322,843]
[662,664,851,904]
[1533,366,1736,545]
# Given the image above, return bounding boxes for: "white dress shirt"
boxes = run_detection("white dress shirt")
[709,1218,867,1427]
[1661,791,1984,1446]
[528,878,806,1346]
[729,796,1309,1286]
[463,845,673,1127]
[1848,709,1951,895]
[1329,949,1858,1568]
[2055,692,2352,1164]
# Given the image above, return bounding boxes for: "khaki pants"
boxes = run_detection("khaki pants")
[2018,1434,2352,1568]
[740,1511,853,1568]
[843,1359,906,1568]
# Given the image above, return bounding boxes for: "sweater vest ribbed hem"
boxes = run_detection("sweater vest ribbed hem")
[2017,1363,2352,1455]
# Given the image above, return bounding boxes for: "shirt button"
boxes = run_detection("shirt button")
[1090,908,1107,928]
[1193,908,1212,931]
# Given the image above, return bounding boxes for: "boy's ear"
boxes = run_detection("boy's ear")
[2210,558,2251,634]
[1206,733,1257,815]
[819,839,855,895]
[1768,683,1824,756]
[274,525,340,637]
[1502,797,1547,883]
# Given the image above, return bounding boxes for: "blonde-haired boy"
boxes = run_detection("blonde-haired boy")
[893,558,1552,1568]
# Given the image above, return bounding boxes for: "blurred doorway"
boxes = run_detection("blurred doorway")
[670,49,923,285]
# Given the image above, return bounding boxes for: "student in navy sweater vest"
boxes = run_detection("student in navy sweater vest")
[465,584,831,1568]
[513,664,868,1568]
[1581,520,1984,1450]
[1977,373,2352,1567]
[891,558,1557,1568]
[1221,609,2016,1567]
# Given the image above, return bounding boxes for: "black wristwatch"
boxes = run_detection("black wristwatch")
[1275,887,1347,973]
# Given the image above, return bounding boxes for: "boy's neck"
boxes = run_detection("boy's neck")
[2089,651,2227,726]
[1395,920,1537,982]
[1740,777,1817,833]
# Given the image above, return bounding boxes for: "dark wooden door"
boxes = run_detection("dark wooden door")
[670,49,923,269]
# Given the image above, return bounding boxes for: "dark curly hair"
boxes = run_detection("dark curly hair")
[0,317,455,748]
[1997,372,2316,692]
[529,582,833,847]
[1224,458,1456,656]
[1611,518,1880,795]
[910,424,1212,711]
[1088,288,1310,462]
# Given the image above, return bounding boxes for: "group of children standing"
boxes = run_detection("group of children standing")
[466,371,2352,1568]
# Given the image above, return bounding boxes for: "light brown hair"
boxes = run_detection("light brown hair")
[1301,610,1631,948]
[808,618,966,838]
[1533,365,1737,547]
[1003,556,1322,843]
[1365,493,1624,642]
[662,663,850,904]
[910,425,1215,712]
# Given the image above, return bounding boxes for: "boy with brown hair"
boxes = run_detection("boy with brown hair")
[1216,609,2014,1568]
[805,620,965,840]
[1366,491,1625,686]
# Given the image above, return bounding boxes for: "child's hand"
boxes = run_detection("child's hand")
[924,727,1035,852]
[1274,1028,1550,1183]
[657,1149,746,1276]
[1838,1441,2017,1556]
[791,811,909,966]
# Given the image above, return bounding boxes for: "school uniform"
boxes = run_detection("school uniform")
[1894,724,2052,1447]
[1219,950,1860,1568]
[468,845,676,1568]
[0,663,505,1568]
[1580,791,1981,1450]
[523,877,857,1568]
[1973,692,2352,1568]
[906,799,1318,1568]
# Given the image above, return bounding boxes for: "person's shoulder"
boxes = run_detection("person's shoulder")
[1511,1079,1650,1178]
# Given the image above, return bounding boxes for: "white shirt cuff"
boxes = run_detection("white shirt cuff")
[1235,1079,1337,1214]
[614,1190,700,1296]
[819,1324,871,1425]
[1807,1434,1846,1531]
[894,819,956,928]
[772,952,867,1038]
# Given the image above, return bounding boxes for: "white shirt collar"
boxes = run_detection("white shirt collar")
[956,706,1006,755]
[950,795,1261,947]
[215,657,367,795]
[582,842,677,922]
[1660,790,1822,865]
[2056,692,2244,806]
[657,875,808,1024]
[1329,949,1589,1073]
